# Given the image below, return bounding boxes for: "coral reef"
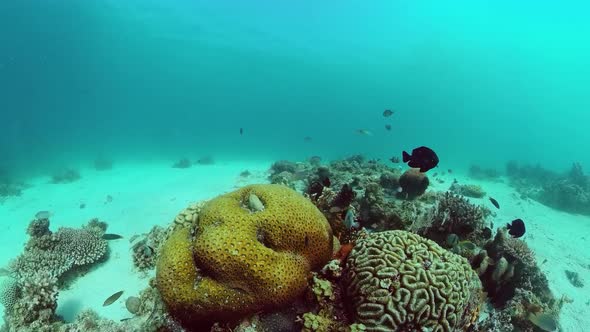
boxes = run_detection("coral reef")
[343,230,483,331]
[475,288,560,332]
[93,156,113,171]
[565,270,584,288]
[398,168,429,199]
[1,218,110,331]
[418,191,488,246]
[468,164,501,181]
[449,182,486,198]
[506,161,590,215]
[537,165,590,215]
[131,226,167,273]
[11,219,108,280]
[472,228,555,309]
[0,278,19,311]
[156,184,333,327]
[172,158,192,169]
[50,168,81,184]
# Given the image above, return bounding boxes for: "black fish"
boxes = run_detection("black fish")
[103,290,124,306]
[507,219,526,238]
[103,233,123,240]
[402,146,439,172]
[385,124,392,131]
[304,136,312,142]
[321,177,331,187]
[383,109,394,117]
[239,128,243,135]
[489,197,500,209]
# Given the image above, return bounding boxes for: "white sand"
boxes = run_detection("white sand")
[1,164,589,329]
[0,160,271,322]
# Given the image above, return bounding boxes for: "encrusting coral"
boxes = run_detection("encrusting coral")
[156,184,334,327]
[343,230,483,332]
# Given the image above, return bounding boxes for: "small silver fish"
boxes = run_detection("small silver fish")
[356,129,374,136]
[34,211,52,219]
[344,209,359,229]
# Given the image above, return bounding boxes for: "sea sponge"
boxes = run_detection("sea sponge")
[398,168,429,199]
[156,184,333,326]
[343,230,483,332]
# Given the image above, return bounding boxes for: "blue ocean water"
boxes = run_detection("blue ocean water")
[1,0,589,178]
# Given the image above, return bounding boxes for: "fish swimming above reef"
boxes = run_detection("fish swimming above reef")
[303,136,313,142]
[103,290,124,306]
[383,109,394,117]
[356,129,373,136]
[385,124,392,131]
[239,127,243,135]
[507,218,526,238]
[489,197,500,209]
[34,211,52,219]
[389,156,400,163]
[343,209,360,229]
[402,146,439,172]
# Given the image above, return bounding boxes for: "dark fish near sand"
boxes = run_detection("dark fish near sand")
[489,197,500,209]
[507,219,526,238]
[103,290,124,306]
[383,109,394,117]
[103,233,123,240]
[35,211,52,219]
[402,146,439,172]
[385,124,392,131]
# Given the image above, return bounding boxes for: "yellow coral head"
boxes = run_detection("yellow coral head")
[156,184,333,327]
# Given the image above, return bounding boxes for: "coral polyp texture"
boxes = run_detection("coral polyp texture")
[343,230,483,332]
[156,184,334,326]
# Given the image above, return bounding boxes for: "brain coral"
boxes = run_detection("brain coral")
[344,230,483,332]
[156,184,333,325]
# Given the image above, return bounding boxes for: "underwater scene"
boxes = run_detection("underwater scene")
[1,1,590,331]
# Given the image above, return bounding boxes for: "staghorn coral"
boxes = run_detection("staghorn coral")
[26,218,51,238]
[156,184,333,328]
[343,230,483,332]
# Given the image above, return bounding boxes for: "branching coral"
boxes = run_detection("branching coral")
[418,191,488,246]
